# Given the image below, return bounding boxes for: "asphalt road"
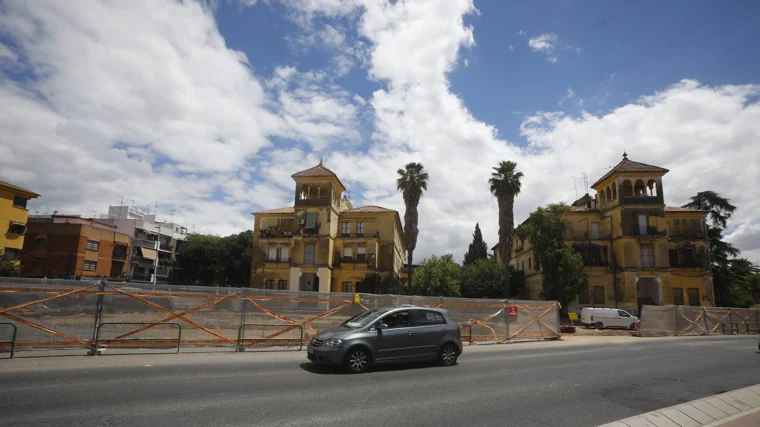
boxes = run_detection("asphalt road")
[1,336,758,427]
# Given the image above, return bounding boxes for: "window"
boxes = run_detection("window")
[83,260,97,271]
[280,246,289,262]
[672,288,684,305]
[593,286,605,305]
[12,196,28,209]
[113,245,127,260]
[342,281,354,293]
[687,288,700,306]
[415,310,446,326]
[265,279,275,290]
[521,261,525,271]
[36,237,47,247]
[578,284,590,304]
[3,248,19,259]
[617,310,631,318]
[268,247,277,261]
[86,240,99,251]
[665,223,670,236]
[680,248,696,267]
[7,223,26,235]
[379,311,410,329]
[528,258,531,270]
[638,215,648,235]
[356,222,364,236]
[535,257,540,270]
[669,249,679,267]
[341,222,350,235]
[357,247,366,262]
[591,223,600,239]
[304,244,315,264]
[343,247,353,262]
[277,280,288,290]
[641,244,654,268]
[34,257,44,268]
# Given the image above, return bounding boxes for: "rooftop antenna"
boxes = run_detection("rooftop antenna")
[130,199,135,211]
[90,210,96,218]
[581,172,589,194]
[154,201,158,220]
[570,176,578,199]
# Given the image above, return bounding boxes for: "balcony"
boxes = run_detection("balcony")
[338,231,380,239]
[133,238,158,249]
[158,243,173,252]
[259,229,293,239]
[620,195,662,206]
[335,252,377,267]
[634,227,667,237]
[565,230,611,241]
[155,266,170,277]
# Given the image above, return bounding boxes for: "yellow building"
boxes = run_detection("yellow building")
[495,154,713,314]
[250,162,406,293]
[0,180,40,265]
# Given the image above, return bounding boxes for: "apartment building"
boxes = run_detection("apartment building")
[99,206,187,283]
[0,180,39,264]
[494,154,713,314]
[21,215,132,279]
[251,162,406,293]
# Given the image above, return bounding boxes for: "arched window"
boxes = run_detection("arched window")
[647,179,657,197]
[605,187,612,204]
[622,180,633,197]
[611,182,617,200]
[634,179,646,197]
[600,191,607,205]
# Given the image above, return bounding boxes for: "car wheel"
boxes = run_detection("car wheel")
[629,323,637,331]
[439,344,458,366]
[344,348,370,374]
[595,322,604,330]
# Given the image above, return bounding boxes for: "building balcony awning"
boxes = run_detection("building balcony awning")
[139,247,157,260]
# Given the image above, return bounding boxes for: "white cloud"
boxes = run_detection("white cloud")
[527,32,580,63]
[0,43,18,61]
[508,44,514,51]
[559,87,576,105]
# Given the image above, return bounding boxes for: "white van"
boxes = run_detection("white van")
[580,307,639,330]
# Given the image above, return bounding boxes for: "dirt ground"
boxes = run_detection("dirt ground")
[567,325,637,337]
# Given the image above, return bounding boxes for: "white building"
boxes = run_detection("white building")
[99,206,188,283]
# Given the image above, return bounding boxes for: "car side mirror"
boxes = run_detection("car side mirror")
[376,323,388,331]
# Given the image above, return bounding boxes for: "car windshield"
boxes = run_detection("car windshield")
[341,309,390,328]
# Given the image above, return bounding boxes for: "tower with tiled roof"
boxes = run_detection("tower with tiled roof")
[251,162,405,293]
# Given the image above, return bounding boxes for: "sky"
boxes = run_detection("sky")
[0,0,759,264]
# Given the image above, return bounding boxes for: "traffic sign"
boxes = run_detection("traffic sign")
[508,306,518,317]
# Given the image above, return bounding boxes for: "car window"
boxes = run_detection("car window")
[617,310,630,317]
[415,310,446,326]
[379,311,410,329]
[341,309,389,328]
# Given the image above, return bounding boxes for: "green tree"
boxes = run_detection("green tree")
[0,252,20,277]
[216,230,253,286]
[179,233,221,285]
[489,160,523,297]
[356,272,403,294]
[463,223,489,265]
[396,162,429,291]
[525,204,587,312]
[461,258,504,298]
[680,191,756,306]
[411,254,461,297]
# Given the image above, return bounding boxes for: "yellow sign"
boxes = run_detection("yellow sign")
[568,312,579,321]
[353,294,361,304]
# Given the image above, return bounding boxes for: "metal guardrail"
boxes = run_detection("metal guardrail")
[0,322,17,359]
[237,323,304,352]
[94,322,182,354]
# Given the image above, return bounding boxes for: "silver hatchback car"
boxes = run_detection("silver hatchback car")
[307,306,463,373]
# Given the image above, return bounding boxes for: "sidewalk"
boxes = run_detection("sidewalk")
[600,384,760,427]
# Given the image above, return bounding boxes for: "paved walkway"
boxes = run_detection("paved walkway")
[600,384,760,427]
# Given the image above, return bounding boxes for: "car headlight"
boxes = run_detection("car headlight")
[323,339,343,347]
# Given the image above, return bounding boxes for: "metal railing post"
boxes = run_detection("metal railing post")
[88,280,106,356]
[703,307,709,335]
[728,311,734,335]
[237,298,248,352]
[0,322,17,359]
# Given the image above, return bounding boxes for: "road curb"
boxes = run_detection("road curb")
[599,384,760,427]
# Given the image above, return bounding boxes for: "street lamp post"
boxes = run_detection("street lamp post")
[152,224,161,290]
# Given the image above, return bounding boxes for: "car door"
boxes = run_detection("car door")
[616,310,633,328]
[374,311,413,362]
[409,310,448,359]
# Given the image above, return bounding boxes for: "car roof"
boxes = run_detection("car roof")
[385,305,448,313]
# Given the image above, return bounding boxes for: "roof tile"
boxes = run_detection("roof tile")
[343,205,397,213]
[291,163,338,179]
[592,155,669,188]
[0,180,40,197]
[254,206,294,215]
[664,206,708,213]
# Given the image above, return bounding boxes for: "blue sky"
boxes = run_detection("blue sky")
[1,0,759,263]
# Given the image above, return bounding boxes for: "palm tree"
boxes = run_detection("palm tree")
[396,162,429,292]
[489,161,523,297]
